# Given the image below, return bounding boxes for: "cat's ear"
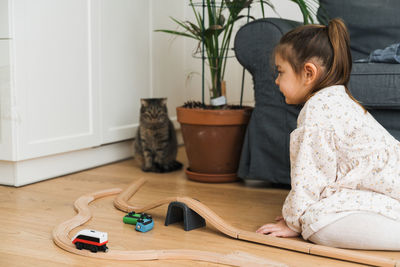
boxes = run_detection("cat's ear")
[161,98,167,106]
[141,99,148,107]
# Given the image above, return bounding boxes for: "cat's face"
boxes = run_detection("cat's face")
[140,98,169,125]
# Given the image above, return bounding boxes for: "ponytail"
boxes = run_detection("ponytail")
[318,18,352,89]
[322,18,366,113]
[275,18,366,113]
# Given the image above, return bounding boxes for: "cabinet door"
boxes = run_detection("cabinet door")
[0,0,9,39]
[0,40,14,161]
[11,0,101,160]
[0,0,13,160]
[100,0,151,144]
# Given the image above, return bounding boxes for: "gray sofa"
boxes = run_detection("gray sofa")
[234,0,400,185]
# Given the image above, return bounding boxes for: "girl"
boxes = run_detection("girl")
[256,18,400,250]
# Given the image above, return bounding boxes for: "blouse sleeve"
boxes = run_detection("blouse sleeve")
[282,126,337,233]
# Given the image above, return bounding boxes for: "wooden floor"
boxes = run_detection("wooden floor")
[1,146,399,267]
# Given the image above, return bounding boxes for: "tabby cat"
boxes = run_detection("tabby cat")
[134,98,182,173]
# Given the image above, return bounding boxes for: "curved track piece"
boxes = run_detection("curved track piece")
[114,178,400,267]
[52,187,285,266]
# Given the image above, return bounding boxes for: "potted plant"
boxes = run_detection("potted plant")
[156,0,319,182]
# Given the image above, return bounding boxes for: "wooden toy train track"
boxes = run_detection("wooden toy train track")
[53,178,400,266]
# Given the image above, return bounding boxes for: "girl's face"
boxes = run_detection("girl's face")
[274,54,314,105]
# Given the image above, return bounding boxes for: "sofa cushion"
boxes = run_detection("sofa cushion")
[349,63,400,109]
[318,0,400,60]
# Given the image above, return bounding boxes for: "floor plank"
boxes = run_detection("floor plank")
[0,146,398,266]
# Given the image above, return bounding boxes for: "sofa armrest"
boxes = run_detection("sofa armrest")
[234,18,301,76]
[234,18,302,184]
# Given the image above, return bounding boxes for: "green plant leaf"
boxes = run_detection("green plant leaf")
[168,16,200,37]
[218,14,226,26]
[231,14,253,23]
[290,0,320,25]
[226,0,253,18]
[186,21,202,35]
[258,0,278,18]
[154,29,199,40]
[203,26,225,39]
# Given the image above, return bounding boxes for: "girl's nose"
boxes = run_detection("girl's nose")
[275,77,279,86]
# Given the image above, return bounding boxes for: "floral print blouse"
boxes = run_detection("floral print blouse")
[282,85,400,240]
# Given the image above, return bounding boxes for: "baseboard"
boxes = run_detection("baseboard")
[0,140,135,187]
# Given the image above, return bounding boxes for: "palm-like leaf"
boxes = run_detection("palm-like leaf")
[290,0,320,24]
[154,29,198,40]
[258,0,276,18]
[218,14,226,26]
[225,0,252,16]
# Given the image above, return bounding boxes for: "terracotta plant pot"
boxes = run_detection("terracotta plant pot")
[177,106,253,183]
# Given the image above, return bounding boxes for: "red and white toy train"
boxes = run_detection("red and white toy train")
[72,229,108,253]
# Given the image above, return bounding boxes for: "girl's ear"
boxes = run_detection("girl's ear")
[303,62,318,85]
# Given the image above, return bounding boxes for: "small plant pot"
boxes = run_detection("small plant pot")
[177,106,253,183]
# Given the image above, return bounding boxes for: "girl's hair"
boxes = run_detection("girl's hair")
[274,18,366,112]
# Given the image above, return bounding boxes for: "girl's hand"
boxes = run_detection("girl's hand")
[256,217,300,238]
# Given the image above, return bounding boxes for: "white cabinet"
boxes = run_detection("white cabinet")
[0,0,189,186]
[0,39,13,160]
[0,0,9,38]
[0,0,159,186]
[11,0,102,160]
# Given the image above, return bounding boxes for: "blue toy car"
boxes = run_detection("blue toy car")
[135,218,154,233]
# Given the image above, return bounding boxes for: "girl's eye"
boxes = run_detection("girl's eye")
[273,68,282,78]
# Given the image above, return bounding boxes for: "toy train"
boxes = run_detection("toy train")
[123,211,152,225]
[135,217,154,233]
[123,211,154,232]
[72,229,108,253]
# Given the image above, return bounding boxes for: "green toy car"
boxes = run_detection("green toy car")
[123,211,152,225]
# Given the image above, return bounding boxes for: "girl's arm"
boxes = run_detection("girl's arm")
[283,126,337,233]
[257,126,337,236]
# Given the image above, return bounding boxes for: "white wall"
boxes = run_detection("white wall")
[151,1,303,108]
[151,0,186,121]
